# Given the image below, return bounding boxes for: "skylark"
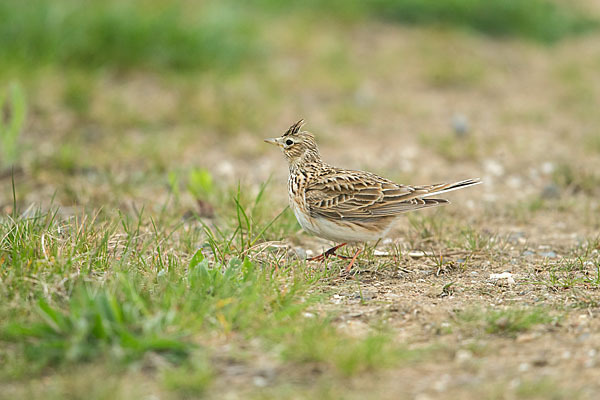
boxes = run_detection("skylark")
[265,119,481,270]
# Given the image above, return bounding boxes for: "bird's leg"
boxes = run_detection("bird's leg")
[307,243,348,261]
[345,249,362,272]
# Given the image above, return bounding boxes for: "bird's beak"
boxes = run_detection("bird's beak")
[264,137,280,147]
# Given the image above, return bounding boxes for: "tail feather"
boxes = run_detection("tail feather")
[409,197,450,211]
[420,178,481,198]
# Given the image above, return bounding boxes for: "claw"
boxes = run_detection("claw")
[307,243,348,261]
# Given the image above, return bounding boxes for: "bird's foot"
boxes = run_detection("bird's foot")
[307,243,348,262]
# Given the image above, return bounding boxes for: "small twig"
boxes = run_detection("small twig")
[241,240,289,257]
[41,233,49,261]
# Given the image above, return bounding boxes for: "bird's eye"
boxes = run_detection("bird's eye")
[285,139,293,146]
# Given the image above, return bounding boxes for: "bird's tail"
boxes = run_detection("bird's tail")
[419,178,481,198]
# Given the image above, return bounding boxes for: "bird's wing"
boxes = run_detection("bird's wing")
[304,169,453,221]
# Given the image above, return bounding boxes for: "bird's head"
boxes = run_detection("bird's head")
[264,119,321,166]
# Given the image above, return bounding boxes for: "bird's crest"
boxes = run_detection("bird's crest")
[283,119,305,136]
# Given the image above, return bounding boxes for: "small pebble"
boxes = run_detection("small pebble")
[455,349,473,363]
[541,183,560,199]
[452,113,469,137]
[253,376,268,387]
[483,159,505,177]
[373,249,390,256]
[539,251,557,258]
[490,272,516,285]
[518,363,530,372]
[507,176,522,188]
[508,232,525,243]
[541,162,555,175]
[577,333,590,343]
[433,374,451,392]
[516,333,537,343]
[587,349,597,358]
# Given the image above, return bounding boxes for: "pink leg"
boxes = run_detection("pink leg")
[345,249,362,272]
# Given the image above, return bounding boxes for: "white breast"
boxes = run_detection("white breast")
[290,198,317,234]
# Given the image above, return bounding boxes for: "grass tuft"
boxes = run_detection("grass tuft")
[457,307,556,337]
[162,358,214,396]
[3,279,193,368]
[552,163,600,196]
[280,322,419,376]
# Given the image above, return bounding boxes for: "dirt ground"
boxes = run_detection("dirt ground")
[198,214,599,399]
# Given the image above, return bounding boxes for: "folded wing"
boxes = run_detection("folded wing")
[305,171,480,222]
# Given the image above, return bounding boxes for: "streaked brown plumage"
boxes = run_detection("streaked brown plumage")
[265,119,481,266]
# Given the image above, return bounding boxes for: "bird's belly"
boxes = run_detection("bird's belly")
[290,201,386,243]
[308,217,385,243]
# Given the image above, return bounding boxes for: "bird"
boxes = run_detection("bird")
[265,119,481,271]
